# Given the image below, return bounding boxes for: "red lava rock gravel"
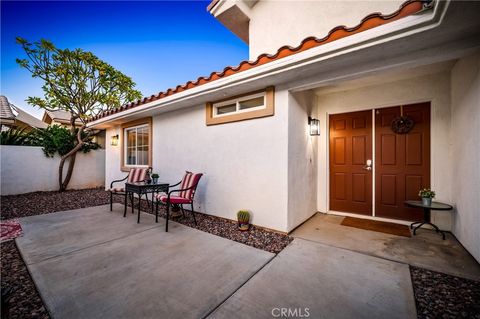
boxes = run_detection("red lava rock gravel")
[1,188,111,220]
[134,199,293,254]
[410,266,480,319]
[1,241,50,319]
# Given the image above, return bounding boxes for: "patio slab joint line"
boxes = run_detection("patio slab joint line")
[202,254,276,319]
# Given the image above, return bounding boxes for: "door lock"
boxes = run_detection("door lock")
[364,159,372,171]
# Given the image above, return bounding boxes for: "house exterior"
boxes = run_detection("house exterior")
[42,110,83,127]
[42,110,106,147]
[0,95,47,131]
[88,0,480,262]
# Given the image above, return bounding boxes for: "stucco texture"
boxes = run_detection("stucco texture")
[105,92,290,232]
[0,146,105,195]
[450,52,480,262]
[248,0,404,60]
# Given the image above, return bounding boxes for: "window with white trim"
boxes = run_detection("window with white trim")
[206,87,275,126]
[213,92,266,117]
[124,124,149,166]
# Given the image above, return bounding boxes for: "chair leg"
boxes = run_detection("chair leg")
[166,202,170,232]
[110,192,113,211]
[124,192,127,217]
[137,194,141,224]
[181,205,186,218]
[155,201,159,223]
[130,193,134,214]
[191,203,197,226]
[144,193,150,210]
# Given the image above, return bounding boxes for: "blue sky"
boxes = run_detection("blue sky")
[1,1,248,118]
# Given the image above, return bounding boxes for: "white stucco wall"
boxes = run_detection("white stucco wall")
[248,0,403,59]
[287,89,318,231]
[105,127,124,188]
[0,146,105,195]
[105,91,290,232]
[450,52,480,262]
[315,71,453,230]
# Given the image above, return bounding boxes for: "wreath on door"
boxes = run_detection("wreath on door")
[391,106,414,134]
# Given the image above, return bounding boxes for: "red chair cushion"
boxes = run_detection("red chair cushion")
[109,187,125,193]
[158,195,192,205]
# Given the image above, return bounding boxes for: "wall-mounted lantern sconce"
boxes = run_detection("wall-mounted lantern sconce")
[308,116,320,136]
[111,134,119,146]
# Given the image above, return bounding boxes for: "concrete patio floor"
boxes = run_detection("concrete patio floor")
[16,204,430,319]
[16,204,274,319]
[210,239,416,319]
[291,213,480,281]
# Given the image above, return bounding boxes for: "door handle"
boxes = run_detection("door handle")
[364,159,372,171]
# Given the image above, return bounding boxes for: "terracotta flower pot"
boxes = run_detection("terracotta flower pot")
[238,222,250,231]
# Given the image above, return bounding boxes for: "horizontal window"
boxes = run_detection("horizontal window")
[212,92,266,118]
[206,87,274,125]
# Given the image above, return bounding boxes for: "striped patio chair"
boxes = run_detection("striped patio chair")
[109,167,150,211]
[155,171,203,232]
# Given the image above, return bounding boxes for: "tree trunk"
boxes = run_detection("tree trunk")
[58,117,85,192]
[58,140,84,192]
[58,152,77,192]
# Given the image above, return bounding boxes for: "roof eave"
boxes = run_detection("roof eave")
[88,0,466,129]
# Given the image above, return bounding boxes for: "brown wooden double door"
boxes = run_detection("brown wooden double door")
[329,103,430,221]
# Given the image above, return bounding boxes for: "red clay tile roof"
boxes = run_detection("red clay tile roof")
[206,0,220,12]
[88,0,425,123]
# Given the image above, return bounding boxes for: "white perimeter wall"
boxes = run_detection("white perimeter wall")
[287,89,318,231]
[248,0,403,60]
[450,52,480,262]
[0,146,105,195]
[316,71,453,230]
[105,90,290,232]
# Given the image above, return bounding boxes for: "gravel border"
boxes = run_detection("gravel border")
[1,188,112,220]
[1,241,50,319]
[410,266,480,319]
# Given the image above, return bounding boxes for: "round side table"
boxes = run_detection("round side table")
[404,200,453,240]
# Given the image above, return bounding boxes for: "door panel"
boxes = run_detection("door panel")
[375,103,430,220]
[329,110,372,215]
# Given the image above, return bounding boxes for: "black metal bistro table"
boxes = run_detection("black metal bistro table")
[404,200,453,240]
[124,181,169,223]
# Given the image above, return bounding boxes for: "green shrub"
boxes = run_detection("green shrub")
[418,188,435,198]
[32,125,100,157]
[0,127,36,145]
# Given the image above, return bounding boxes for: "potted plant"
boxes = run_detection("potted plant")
[237,210,250,231]
[151,173,159,184]
[418,188,435,206]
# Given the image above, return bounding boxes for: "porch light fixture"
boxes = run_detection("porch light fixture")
[111,134,119,146]
[308,116,320,136]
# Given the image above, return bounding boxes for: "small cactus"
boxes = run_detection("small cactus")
[237,210,250,223]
